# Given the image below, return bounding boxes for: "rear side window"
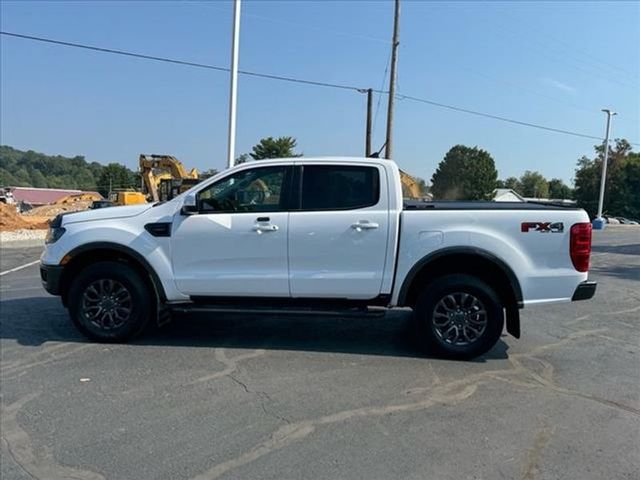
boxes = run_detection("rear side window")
[300,165,380,210]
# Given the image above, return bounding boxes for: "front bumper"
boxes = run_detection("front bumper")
[571,281,597,301]
[40,263,64,296]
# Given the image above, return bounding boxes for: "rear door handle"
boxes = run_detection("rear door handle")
[351,221,379,232]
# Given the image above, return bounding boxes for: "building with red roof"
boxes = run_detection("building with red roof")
[10,187,102,206]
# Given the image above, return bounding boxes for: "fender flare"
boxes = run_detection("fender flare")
[62,241,167,302]
[397,247,523,338]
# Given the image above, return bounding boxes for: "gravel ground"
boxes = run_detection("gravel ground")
[0,229,638,480]
[0,229,47,246]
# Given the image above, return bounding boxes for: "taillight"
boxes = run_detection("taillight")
[570,222,592,272]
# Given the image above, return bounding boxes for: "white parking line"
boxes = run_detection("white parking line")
[0,260,40,277]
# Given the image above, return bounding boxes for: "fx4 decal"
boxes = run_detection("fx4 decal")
[521,222,564,233]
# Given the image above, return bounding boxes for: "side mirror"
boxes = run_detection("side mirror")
[181,193,198,215]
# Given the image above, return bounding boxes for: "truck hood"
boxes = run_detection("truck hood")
[62,203,153,225]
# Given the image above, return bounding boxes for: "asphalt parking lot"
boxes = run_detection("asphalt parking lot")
[1,228,639,480]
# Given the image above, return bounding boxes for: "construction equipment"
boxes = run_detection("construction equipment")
[0,187,15,205]
[108,190,147,206]
[399,170,426,199]
[139,154,200,202]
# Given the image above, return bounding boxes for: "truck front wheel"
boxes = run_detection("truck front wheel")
[68,261,152,342]
[414,274,504,360]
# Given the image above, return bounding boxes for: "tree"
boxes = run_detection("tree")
[430,145,498,200]
[504,177,521,192]
[548,178,573,199]
[0,167,17,186]
[235,154,250,165]
[200,169,219,180]
[97,163,138,197]
[495,177,521,191]
[574,139,640,219]
[30,170,48,188]
[250,136,302,160]
[518,171,549,198]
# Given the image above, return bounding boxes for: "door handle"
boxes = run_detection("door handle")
[252,224,279,234]
[351,221,379,232]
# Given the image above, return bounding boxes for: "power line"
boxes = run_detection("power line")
[498,10,638,81]
[475,12,639,91]
[0,31,364,92]
[396,94,604,141]
[2,30,638,146]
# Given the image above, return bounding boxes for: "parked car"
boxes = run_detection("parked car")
[40,157,596,359]
[616,217,639,225]
[604,216,621,224]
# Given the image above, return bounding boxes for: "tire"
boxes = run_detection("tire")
[413,274,504,360]
[68,261,152,342]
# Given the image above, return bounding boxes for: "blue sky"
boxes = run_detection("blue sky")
[1,0,639,184]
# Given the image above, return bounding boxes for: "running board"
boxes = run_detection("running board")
[168,304,386,318]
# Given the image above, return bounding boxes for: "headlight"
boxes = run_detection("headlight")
[45,226,66,244]
[45,216,66,244]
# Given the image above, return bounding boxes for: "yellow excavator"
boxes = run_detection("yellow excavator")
[139,154,200,202]
[400,170,426,199]
[108,190,147,206]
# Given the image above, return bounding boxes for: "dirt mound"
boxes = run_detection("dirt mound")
[0,203,49,231]
[24,200,93,218]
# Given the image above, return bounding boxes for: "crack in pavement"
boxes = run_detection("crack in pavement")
[1,392,105,480]
[228,373,291,425]
[186,348,266,386]
[189,327,638,480]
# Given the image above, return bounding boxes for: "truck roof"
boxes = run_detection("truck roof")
[241,156,395,165]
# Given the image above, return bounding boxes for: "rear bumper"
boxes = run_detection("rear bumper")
[40,263,64,296]
[571,281,597,301]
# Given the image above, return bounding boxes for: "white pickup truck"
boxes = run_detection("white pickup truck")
[40,157,596,359]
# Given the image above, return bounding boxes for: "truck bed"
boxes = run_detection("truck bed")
[403,200,580,211]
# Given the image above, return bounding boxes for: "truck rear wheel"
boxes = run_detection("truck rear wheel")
[68,261,152,342]
[414,274,504,360]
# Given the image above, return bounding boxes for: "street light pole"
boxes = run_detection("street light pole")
[595,109,616,223]
[227,0,242,169]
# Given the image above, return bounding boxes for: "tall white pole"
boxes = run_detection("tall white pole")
[227,0,242,169]
[596,109,616,220]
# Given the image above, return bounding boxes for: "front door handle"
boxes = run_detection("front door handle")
[351,221,379,232]
[253,224,279,234]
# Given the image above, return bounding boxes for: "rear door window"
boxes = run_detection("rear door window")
[300,165,380,210]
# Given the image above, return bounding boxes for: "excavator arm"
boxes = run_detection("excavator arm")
[399,170,425,199]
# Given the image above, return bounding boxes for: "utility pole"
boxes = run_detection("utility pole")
[385,0,400,160]
[227,0,242,169]
[595,109,617,226]
[365,88,373,156]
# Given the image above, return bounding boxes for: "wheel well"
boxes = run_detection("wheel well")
[60,248,162,307]
[400,253,521,310]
